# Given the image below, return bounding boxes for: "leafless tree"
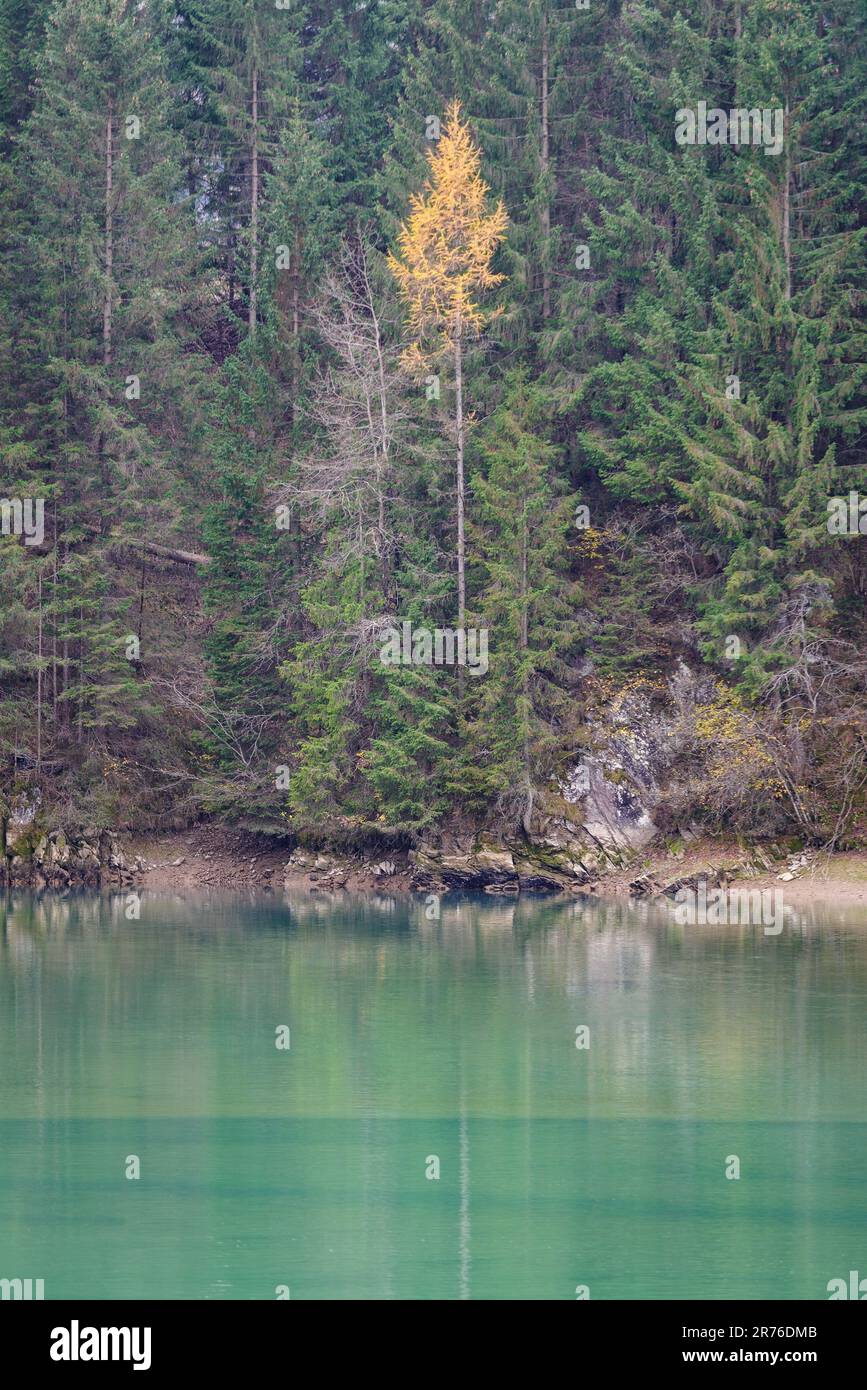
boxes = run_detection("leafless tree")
[283,238,411,607]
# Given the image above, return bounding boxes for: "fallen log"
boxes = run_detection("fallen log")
[82,523,210,566]
[118,537,210,566]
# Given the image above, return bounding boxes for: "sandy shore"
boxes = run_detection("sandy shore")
[598,844,867,908]
[733,859,867,907]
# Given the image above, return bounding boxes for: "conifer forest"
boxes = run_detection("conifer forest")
[3,0,867,1330]
[1,0,866,860]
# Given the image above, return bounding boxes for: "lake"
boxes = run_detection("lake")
[1,889,865,1300]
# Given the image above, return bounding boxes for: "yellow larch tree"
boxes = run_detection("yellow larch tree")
[388,100,507,628]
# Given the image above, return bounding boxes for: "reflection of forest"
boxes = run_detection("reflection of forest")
[2,890,866,1300]
[2,890,866,1126]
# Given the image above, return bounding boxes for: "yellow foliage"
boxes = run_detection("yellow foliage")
[690,683,782,793]
[575,526,607,562]
[388,100,508,367]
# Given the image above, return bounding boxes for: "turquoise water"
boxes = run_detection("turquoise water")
[1,889,865,1300]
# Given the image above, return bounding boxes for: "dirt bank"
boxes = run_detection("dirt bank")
[126,825,291,892]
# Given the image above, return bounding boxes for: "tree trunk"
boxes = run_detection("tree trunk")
[365,249,391,598]
[77,601,84,744]
[454,326,466,628]
[62,626,69,740]
[52,502,58,722]
[36,570,43,772]
[290,227,302,414]
[782,99,792,302]
[540,6,551,320]
[137,549,146,640]
[249,66,259,335]
[103,97,114,368]
[520,504,533,834]
[100,95,115,514]
[292,229,301,341]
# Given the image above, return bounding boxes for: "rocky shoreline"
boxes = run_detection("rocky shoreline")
[1,827,138,891]
[5,660,864,906]
[282,839,606,895]
[2,829,604,896]
[3,820,865,909]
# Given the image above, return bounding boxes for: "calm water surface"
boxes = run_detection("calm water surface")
[1,889,865,1300]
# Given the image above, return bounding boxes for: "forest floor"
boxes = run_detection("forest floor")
[120,824,867,907]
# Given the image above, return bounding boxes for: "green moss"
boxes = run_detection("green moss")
[10,821,47,860]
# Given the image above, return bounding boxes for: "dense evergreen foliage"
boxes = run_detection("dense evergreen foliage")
[1,0,865,845]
